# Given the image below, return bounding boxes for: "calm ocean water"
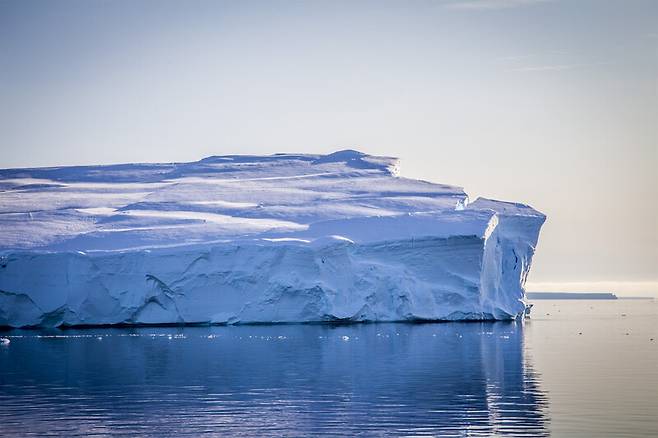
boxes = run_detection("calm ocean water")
[1,300,656,437]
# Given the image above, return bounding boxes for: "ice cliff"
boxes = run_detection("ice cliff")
[0,150,545,327]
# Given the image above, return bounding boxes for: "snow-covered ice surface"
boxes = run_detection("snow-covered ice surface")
[0,150,545,327]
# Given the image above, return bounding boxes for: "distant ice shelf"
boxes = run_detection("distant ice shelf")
[526,292,618,300]
[0,150,546,327]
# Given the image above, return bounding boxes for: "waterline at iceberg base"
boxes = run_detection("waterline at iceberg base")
[0,150,545,327]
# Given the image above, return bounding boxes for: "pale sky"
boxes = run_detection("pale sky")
[1,0,656,295]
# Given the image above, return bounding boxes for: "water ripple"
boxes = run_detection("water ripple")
[0,322,554,436]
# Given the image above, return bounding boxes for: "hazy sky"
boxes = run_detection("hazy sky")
[1,0,656,295]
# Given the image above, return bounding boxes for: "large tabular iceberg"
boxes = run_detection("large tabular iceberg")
[0,150,545,327]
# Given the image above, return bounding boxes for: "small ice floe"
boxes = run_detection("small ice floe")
[0,338,10,345]
[97,336,103,341]
[341,335,350,341]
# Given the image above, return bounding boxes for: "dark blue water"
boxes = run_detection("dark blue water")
[1,300,656,437]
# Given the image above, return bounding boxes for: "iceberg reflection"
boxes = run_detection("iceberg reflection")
[0,322,548,436]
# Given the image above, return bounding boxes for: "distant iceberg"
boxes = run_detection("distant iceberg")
[0,150,545,327]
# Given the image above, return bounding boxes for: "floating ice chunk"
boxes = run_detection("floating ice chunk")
[0,150,545,327]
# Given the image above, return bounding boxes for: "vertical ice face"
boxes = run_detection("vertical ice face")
[468,198,547,318]
[0,151,545,327]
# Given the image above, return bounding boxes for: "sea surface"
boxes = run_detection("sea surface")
[1,300,656,437]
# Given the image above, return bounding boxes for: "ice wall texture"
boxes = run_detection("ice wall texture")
[0,150,545,327]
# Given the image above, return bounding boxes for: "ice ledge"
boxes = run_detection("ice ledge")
[468,197,546,219]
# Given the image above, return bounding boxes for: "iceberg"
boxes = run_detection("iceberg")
[0,150,545,327]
